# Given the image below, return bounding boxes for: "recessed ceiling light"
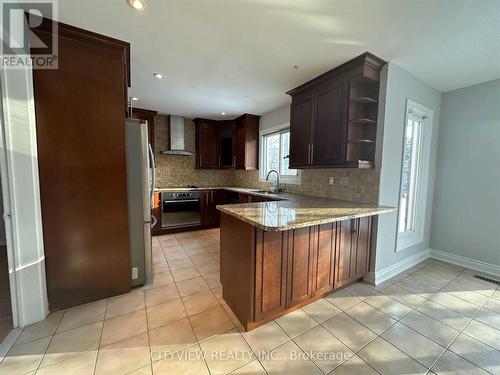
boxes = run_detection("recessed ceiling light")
[130,97,139,101]
[128,0,147,11]
[220,112,226,116]
[153,72,165,80]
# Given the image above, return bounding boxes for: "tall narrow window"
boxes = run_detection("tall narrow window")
[260,127,299,183]
[397,100,433,251]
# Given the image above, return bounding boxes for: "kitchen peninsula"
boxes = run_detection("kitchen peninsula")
[217,193,395,331]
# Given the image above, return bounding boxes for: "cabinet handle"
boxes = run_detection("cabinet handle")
[218,155,221,168]
[211,190,214,203]
[310,144,314,164]
[206,193,209,206]
[308,144,312,164]
[233,155,236,167]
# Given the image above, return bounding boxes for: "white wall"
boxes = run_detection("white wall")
[430,79,500,270]
[260,104,290,131]
[372,63,442,280]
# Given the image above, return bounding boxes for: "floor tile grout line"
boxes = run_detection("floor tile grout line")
[320,260,469,374]
[141,283,154,375]
[32,302,69,374]
[424,292,494,375]
[90,298,109,375]
[160,235,214,375]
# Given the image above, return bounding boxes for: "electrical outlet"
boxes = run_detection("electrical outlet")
[131,267,138,280]
[329,177,334,185]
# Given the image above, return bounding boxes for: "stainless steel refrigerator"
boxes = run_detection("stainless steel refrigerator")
[125,118,156,286]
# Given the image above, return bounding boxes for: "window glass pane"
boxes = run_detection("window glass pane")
[264,133,280,175]
[280,131,297,176]
[399,117,422,233]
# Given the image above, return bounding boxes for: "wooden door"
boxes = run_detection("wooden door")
[313,84,347,165]
[286,227,313,307]
[32,22,131,309]
[255,230,287,321]
[219,123,236,169]
[311,223,336,296]
[197,122,219,168]
[289,97,313,167]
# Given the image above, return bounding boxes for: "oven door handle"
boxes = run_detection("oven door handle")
[164,199,200,204]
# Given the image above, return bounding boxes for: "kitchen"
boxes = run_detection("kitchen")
[0,1,499,374]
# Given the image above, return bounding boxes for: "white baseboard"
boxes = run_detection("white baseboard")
[429,248,500,278]
[365,248,430,285]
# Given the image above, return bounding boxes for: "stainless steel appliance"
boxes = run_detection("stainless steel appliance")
[125,118,156,286]
[162,191,201,228]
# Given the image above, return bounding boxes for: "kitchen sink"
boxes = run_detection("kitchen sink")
[251,190,281,195]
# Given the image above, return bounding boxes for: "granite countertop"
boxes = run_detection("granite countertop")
[154,186,396,231]
[216,193,396,231]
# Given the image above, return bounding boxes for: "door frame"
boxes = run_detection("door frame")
[0,63,48,328]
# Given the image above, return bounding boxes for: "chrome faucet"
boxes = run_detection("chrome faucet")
[265,169,281,193]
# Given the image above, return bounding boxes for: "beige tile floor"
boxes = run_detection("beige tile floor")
[0,228,499,374]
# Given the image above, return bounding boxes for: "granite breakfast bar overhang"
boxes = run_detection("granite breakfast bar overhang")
[216,194,396,331]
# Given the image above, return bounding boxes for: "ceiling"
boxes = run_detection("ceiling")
[58,0,500,119]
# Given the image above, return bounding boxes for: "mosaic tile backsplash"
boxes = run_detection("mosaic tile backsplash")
[154,115,380,204]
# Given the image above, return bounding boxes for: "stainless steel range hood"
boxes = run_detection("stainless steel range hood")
[160,115,193,155]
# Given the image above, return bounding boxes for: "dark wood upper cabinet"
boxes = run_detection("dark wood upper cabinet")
[313,83,347,165]
[289,96,314,167]
[32,18,131,310]
[130,107,157,151]
[287,52,385,168]
[235,114,260,170]
[219,122,236,169]
[196,120,219,169]
[195,114,260,170]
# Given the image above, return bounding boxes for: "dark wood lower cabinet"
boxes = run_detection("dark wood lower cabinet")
[335,218,372,288]
[220,213,373,331]
[286,227,314,307]
[254,230,287,321]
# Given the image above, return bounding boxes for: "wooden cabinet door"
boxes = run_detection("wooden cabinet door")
[197,123,219,168]
[286,227,314,307]
[255,230,287,321]
[239,193,251,203]
[334,218,372,288]
[352,217,372,279]
[334,220,353,288]
[311,223,336,296]
[289,97,314,168]
[201,190,218,227]
[312,84,347,165]
[219,123,236,169]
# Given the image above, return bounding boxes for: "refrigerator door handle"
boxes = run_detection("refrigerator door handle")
[150,215,157,228]
[148,143,156,209]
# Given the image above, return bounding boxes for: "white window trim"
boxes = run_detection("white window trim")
[396,99,433,252]
[259,123,301,185]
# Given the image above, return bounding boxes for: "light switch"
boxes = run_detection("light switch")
[329,177,334,185]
